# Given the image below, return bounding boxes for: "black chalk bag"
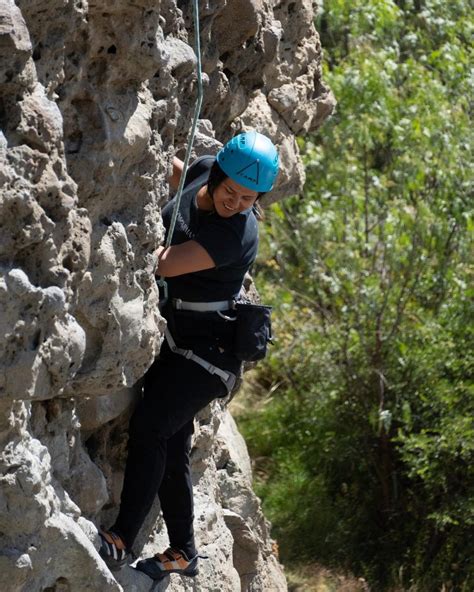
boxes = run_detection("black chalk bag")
[233,302,273,362]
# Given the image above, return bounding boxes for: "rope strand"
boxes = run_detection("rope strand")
[157,0,203,300]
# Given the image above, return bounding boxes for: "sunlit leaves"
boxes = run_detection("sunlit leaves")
[242,1,474,589]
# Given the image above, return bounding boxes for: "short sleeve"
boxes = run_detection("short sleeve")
[194,218,244,268]
[184,156,215,188]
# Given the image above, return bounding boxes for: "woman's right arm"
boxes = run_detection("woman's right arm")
[169,156,184,191]
[155,242,215,277]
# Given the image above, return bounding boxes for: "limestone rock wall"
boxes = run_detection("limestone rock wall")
[0,0,334,590]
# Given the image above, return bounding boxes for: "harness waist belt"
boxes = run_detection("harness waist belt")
[172,298,234,312]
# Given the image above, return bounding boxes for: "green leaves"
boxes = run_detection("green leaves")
[239,1,474,589]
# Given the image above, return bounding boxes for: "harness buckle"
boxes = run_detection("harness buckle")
[223,372,236,393]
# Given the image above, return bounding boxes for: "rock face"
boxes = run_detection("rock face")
[0,1,334,590]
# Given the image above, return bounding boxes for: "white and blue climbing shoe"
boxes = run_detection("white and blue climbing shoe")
[135,547,201,581]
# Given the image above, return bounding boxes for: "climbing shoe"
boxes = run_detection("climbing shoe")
[98,528,130,570]
[135,547,200,581]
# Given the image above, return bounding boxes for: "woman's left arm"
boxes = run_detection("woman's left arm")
[155,241,215,277]
[169,156,184,191]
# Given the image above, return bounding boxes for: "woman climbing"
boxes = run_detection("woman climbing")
[98,130,280,581]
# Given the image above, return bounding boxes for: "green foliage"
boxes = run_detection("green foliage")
[239,2,473,590]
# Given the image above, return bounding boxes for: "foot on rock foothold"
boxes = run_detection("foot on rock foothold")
[98,528,130,571]
[135,548,202,581]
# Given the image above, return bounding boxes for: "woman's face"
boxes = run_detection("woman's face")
[212,177,259,218]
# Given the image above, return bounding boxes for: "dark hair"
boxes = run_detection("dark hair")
[207,160,228,198]
[207,160,265,220]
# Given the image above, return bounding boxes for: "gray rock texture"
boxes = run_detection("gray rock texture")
[0,0,335,590]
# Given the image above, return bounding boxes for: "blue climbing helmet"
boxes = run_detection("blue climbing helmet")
[217,131,279,192]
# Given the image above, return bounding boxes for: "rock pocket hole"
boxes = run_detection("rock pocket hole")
[65,130,83,154]
[62,254,76,272]
[42,576,71,592]
[33,44,42,61]
[30,330,42,351]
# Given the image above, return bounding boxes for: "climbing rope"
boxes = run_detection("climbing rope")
[157,0,203,301]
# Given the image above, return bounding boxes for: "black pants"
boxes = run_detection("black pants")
[113,311,240,558]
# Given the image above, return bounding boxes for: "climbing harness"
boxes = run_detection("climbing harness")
[164,295,239,393]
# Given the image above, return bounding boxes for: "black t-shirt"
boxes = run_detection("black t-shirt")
[161,156,259,302]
